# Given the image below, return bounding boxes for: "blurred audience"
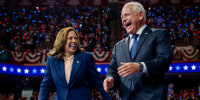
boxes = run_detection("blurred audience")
[0,4,199,53]
[0,87,199,100]
[0,7,110,52]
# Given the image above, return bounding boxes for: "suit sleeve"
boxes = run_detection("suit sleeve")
[106,44,120,89]
[87,54,112,100]
[145,30,173,77]
[38,57,54,100]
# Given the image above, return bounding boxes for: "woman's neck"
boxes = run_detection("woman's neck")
[64,53,74,58]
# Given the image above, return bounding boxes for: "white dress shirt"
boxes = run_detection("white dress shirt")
[64,55,74,84]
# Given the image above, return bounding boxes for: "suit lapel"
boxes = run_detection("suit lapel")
[124,37,134,91]
[69,53,81,85]
[133,26,152,60]
[54,58,67,84]
[124,36,132,61]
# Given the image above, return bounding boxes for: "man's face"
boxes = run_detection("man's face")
[121,4,143,35]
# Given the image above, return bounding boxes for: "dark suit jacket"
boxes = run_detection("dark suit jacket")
[106,26,173,100]
[39,52,111,100]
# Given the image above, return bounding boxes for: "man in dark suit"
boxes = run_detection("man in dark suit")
[103,1,173,100]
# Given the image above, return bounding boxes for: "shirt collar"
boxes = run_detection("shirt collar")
[129,24,147,39]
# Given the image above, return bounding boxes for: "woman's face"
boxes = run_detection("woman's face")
[65,31,78,55]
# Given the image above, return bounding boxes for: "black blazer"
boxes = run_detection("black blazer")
[106,26,173,100]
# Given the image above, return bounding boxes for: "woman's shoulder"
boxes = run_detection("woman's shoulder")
[47,55,56,60]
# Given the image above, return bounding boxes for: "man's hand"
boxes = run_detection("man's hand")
[103,78,114,92]
[117,62,140,77]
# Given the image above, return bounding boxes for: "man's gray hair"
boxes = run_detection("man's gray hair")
[123,1,146,21]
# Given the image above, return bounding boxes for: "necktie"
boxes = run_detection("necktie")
[131,34,138,59]
[130,34,138,92]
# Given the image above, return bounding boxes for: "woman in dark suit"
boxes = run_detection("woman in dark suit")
[38,27,111,100]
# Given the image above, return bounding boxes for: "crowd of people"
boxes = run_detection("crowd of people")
[0,4,199,53]
[0,6,110,52]
[0,4,199,63]
[167,88,200,100]
[0,87,199,100]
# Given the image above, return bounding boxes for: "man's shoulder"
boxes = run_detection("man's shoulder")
[151,28,167,33]
[115,37,127,46]
[148,28,168,37]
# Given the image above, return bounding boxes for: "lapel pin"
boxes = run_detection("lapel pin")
[145,32,148,35]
